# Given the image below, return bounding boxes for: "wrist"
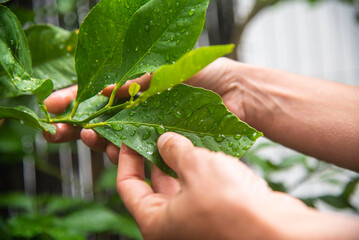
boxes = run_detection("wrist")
[259,193,359,240]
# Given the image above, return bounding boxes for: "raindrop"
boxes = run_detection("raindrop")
[229,142,233,147]
[197,119,204,126]
[144,25,150,31]
[142,131,151,140]
[234,134,241,140]
[174,111,181,119]
[248,132,259,141]
[185,109,192,118]
[188,9,195,16]
[176,2,180,7]
[121,136,127,140]
[243,146,250,150]
[130,130,136,137]
[214,134,225,142]
[129,111,135,116]
[153,58,157,62]
[111,123,123,131]
[135,46,139,52]
[156,125,166,134]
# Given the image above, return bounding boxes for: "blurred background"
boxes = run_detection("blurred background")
[0,0,358,239]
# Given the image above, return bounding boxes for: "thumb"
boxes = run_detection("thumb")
[44,85,77,114]
[157,132,195,177]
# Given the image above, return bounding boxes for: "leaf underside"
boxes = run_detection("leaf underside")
[95,84,262,176]
[75,0,209,104]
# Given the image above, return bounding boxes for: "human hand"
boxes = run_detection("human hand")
[43,58,246,163]
[116,132,314,240]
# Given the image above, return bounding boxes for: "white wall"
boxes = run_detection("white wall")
[240,0,359,86]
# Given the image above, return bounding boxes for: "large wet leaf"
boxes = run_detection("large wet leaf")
[0,106,56,134]
[0,40,53,102]
[0,6,53,102]
[75,0,209,104]
[139,44,234,101]
[25,25,77,90]
[95,84,262,176]
[75,0,149,104]
[0,5,31,74]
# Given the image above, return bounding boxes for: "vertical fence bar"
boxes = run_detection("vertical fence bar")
[77,140,94,200]
[22,136,37,195]
[59,143,76,197]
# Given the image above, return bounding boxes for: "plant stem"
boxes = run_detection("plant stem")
[70,101,80,119]
[107,83,121,108]
[83,122,108,129]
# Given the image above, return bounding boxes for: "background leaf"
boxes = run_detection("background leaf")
[75,0,149,104]
[96,84,262,175]
[0,106,56,133]
[25,25,78,90]
[0,6,53,102]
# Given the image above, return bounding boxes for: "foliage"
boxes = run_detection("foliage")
[0,0,262,176]
[0,188,142,240]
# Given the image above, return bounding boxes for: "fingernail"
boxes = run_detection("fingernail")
[157,132,174,149]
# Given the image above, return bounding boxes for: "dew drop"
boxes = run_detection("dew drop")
[174,111,182,119]
[234,134,241,140]
[121,136,127,140]
[130,130,136,137]
[248,132,259,141]
[129,111,135,116]
[156,125,166,134]
[188,9,195,16]
[111,123,123,131]
[229,141,233,147]
[142,131,151,140]
[214,134,225,142]
[185,109,192,118]
[144,25,150,31]
[243,146,250,150]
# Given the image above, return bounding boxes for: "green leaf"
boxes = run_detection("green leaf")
[0,106,56,134]
[60,206,141,239]
[0,192,35,213]
[129,82,141,98]
[0,0,11,3]
[7,215,84,240]
[25,25,78,90]
[0,6,54,102]
[0,5,31,74]
[75,0,209,104]
[96,84,262,176]
[139,45,234,101]
[75,0,149,104]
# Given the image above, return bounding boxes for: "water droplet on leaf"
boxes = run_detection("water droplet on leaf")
[234,134,241,140]
[188,9,195,16]
[214,134,225,142]
[156,125,166,134]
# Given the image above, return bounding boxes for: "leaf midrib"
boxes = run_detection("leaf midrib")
[78,0,191,101]
[104,120,236,137]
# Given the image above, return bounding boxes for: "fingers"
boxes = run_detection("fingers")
[44,85,77,114]
[106,143,120,164]
[157,132,195,179]
[117,144,153,220]
[151,164,180,195]
[42,123,81,143]
[80,129,109,153]
[102,73,152,98]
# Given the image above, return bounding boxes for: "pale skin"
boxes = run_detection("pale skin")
[44,58,359,239]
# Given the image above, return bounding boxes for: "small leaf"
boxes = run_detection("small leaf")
[96,84,262,176]
[0,106,56,134]
[128,82,141,98]
[139,44,234,101]
[25,25,78,90]
[0,192,35,213]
